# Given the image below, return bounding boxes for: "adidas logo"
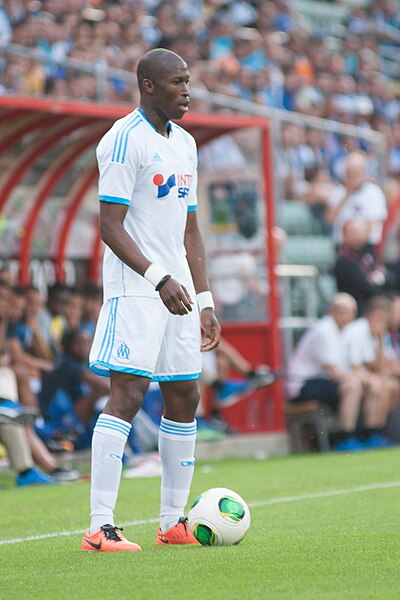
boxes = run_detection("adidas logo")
[152,153,162,162]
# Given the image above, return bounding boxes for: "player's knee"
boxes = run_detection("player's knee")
[108,378,147,422]
[187,384,201,414]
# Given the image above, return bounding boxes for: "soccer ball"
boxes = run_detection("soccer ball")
[188,487,251,546]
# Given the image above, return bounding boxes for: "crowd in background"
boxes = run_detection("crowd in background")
[1,0,400,479]
[0,0,400,202]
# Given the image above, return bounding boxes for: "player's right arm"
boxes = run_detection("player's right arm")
[99,202,193,315]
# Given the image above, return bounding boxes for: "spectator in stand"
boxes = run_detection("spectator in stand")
[7,285,53,377]
[287,293,367,452]
[334,220,398,314]
[40,282,70,357]
[63,286,84,332]
[304,167,339,230]
[343,295,397,448]
[324,152,388,249]
[0,280,79,482]
[80,283,103,337]
[39,328,110,450]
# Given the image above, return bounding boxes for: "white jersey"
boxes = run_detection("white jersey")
[286,315,348,399]
[327,181,387,245]
[97,107,198,301]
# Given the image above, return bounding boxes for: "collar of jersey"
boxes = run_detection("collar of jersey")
[137,108,172,137]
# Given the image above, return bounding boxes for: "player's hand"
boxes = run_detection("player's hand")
[159,278,194,315]
[200,308,221,352]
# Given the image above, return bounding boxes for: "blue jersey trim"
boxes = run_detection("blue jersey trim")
[99,298,117,362]
[107,299,119,362]
[112,114,141,163]
[99,195,130,206]
[137,107,172,135]
[90,361,153,379]
[98,300,114,362]
[187,205,197,212]
[153,372,201,382]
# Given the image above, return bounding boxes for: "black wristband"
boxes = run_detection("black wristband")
[155,274,171,292]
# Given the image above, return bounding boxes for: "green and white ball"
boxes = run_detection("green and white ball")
[188,487,251,546]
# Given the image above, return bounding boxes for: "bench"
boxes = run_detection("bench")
[285,400,339,453]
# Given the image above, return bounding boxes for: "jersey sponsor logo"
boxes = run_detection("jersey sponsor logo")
[153,173,176,198]
[152,152,162,162]
[116,343,130,360]
[153,173,193,199]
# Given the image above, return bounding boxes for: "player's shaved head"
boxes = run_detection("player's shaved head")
[137,49,188,92]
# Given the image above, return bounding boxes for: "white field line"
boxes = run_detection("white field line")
[1,480,399,547]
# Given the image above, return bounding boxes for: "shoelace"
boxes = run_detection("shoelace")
[177,517,189,531]
[101,525,124,542]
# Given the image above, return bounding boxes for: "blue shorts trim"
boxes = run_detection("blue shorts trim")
[99,195,130,206]
[90,361,152,379]
[187,205,197,212]
[153,372,201,382]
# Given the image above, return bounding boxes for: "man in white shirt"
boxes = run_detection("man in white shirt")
[287,293,365,451]
[325,152,387,247]
[343,295,396,448]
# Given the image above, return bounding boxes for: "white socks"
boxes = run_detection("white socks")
[89,414,197,535]
[158,416,197,532]
[89,414,131,534]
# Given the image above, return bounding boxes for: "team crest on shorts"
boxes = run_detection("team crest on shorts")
[116,342,131,360]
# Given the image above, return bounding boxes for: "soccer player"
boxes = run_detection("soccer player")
[81,48,221,552]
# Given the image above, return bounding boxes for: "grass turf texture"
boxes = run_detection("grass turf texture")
[1,448,400,600]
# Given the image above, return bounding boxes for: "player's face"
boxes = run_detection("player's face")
[153,62,190,121]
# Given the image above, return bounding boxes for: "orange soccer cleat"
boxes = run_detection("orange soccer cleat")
[156,517,201,546]
[81,524,142,552]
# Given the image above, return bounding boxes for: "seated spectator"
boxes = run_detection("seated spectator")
[0,419,53,487]
[324,152,388,249]
[334,220,398,314]
[39,328,110,449]
[80,283,102,337]
[343,295,397,448]
[63,287,84,332]
[287,293,376,452]
[304,167,339,231]
[0,280,79,482]
[6,286,53,378]
[41,283,70,357]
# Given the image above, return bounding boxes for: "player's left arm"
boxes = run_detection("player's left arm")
[184,211,221,351]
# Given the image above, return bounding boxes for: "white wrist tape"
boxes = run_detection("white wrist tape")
[197,291,215,312]
[144,264,169,288]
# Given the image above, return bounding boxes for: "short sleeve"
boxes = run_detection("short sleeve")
[96,127,138,206]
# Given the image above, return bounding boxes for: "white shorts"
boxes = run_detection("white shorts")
[89,296,202,382]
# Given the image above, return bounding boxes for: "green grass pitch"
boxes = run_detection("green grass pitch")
[1,448,400,600]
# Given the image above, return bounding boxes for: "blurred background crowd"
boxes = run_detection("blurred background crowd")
[1,0,400,200]
[1,0,400,483]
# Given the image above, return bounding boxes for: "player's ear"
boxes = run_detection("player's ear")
[142,78,155,94]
